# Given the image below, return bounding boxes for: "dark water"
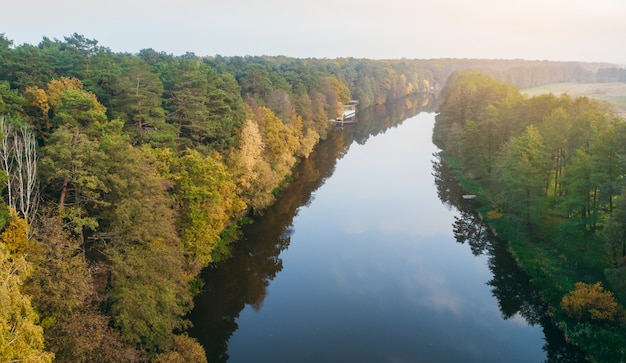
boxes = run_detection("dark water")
[189,96,586,363]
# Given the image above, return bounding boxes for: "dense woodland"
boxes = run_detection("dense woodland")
[0,33,623,361]
[435,71,626,362]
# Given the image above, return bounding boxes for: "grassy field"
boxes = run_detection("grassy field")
[522,82,626,117]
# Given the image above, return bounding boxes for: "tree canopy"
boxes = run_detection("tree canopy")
[435,70,626,361]
[0,32,621,361]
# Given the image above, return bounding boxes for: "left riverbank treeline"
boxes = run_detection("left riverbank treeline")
[434,71,626,362]
[0,33,621,361]
[0,33,444,362]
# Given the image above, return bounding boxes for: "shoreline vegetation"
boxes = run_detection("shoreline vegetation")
[0,33,625,361]
[435,71,626,362]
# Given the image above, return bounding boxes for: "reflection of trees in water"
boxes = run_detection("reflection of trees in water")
[453,212,490,256]
[432,154,588,363]
[342,94,436,147]
[189,93,434,362]
[431,151,467,210]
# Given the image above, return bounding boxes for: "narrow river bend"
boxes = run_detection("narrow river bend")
[189,97,586,363]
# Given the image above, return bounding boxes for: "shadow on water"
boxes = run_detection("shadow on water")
[190,93,586,362]
[188,94,436,362]
[432,152,588,363]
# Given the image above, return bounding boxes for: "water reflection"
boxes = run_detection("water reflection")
[190,94,586,362]
[188,94,435,362]
[432,153,587,363]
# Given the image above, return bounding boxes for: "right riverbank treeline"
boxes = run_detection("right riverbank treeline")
[434,70,626,362]
[0,32,624,361]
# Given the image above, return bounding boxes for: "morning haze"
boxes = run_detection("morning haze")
[1,1,626,362]
[2,0,625,62]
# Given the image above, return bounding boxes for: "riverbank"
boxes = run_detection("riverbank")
[437,149,625,362]
[191,110,557,362]
[440,153,608,362]
[433,72,626,362]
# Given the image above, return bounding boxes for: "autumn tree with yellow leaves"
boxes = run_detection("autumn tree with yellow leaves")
[561,282,621,322]
[0,210,54,363]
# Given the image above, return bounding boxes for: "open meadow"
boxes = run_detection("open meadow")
[522,82,626,117]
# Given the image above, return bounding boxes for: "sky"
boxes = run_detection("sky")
[2,0,626,64]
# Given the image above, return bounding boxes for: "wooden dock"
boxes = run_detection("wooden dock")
[330,100,358,125]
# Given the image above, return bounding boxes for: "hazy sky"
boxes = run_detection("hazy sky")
[3,0,625,63]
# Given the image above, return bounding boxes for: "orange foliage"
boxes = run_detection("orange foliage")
[23,87,50,117]
[0,208,33,255]
[46,77,83,109]
[561,282,620,322]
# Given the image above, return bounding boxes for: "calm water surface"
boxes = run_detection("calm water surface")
[189,98,586,362]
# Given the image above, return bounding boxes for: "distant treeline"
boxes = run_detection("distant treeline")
[435,71,626,362]
[596,67,626,83]
[0,33,623,362]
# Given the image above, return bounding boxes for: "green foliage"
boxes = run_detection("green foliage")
[161,57,211,147]
[604,194,626,266]
[52,84,108,128]
[436,72,626,361]
[107,239,194,351]
[25,212,144,361]
[170,149,245,268]
[0,81,25,117]
[604,266,626,306]
[97,125,179,246]
[2,33,621,361]
[495,125,549,227]
[39,125,108,217]
[108,55,176,147]
[561,321,626,362]
[28,213,94,318]
[434,70,522,147]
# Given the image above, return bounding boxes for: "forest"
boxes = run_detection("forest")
[0,33,624,361]
[434,71,626,362]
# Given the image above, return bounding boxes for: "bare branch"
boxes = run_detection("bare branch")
[0,116,41,231]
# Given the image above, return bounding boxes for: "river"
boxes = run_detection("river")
[189,96,586,362]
